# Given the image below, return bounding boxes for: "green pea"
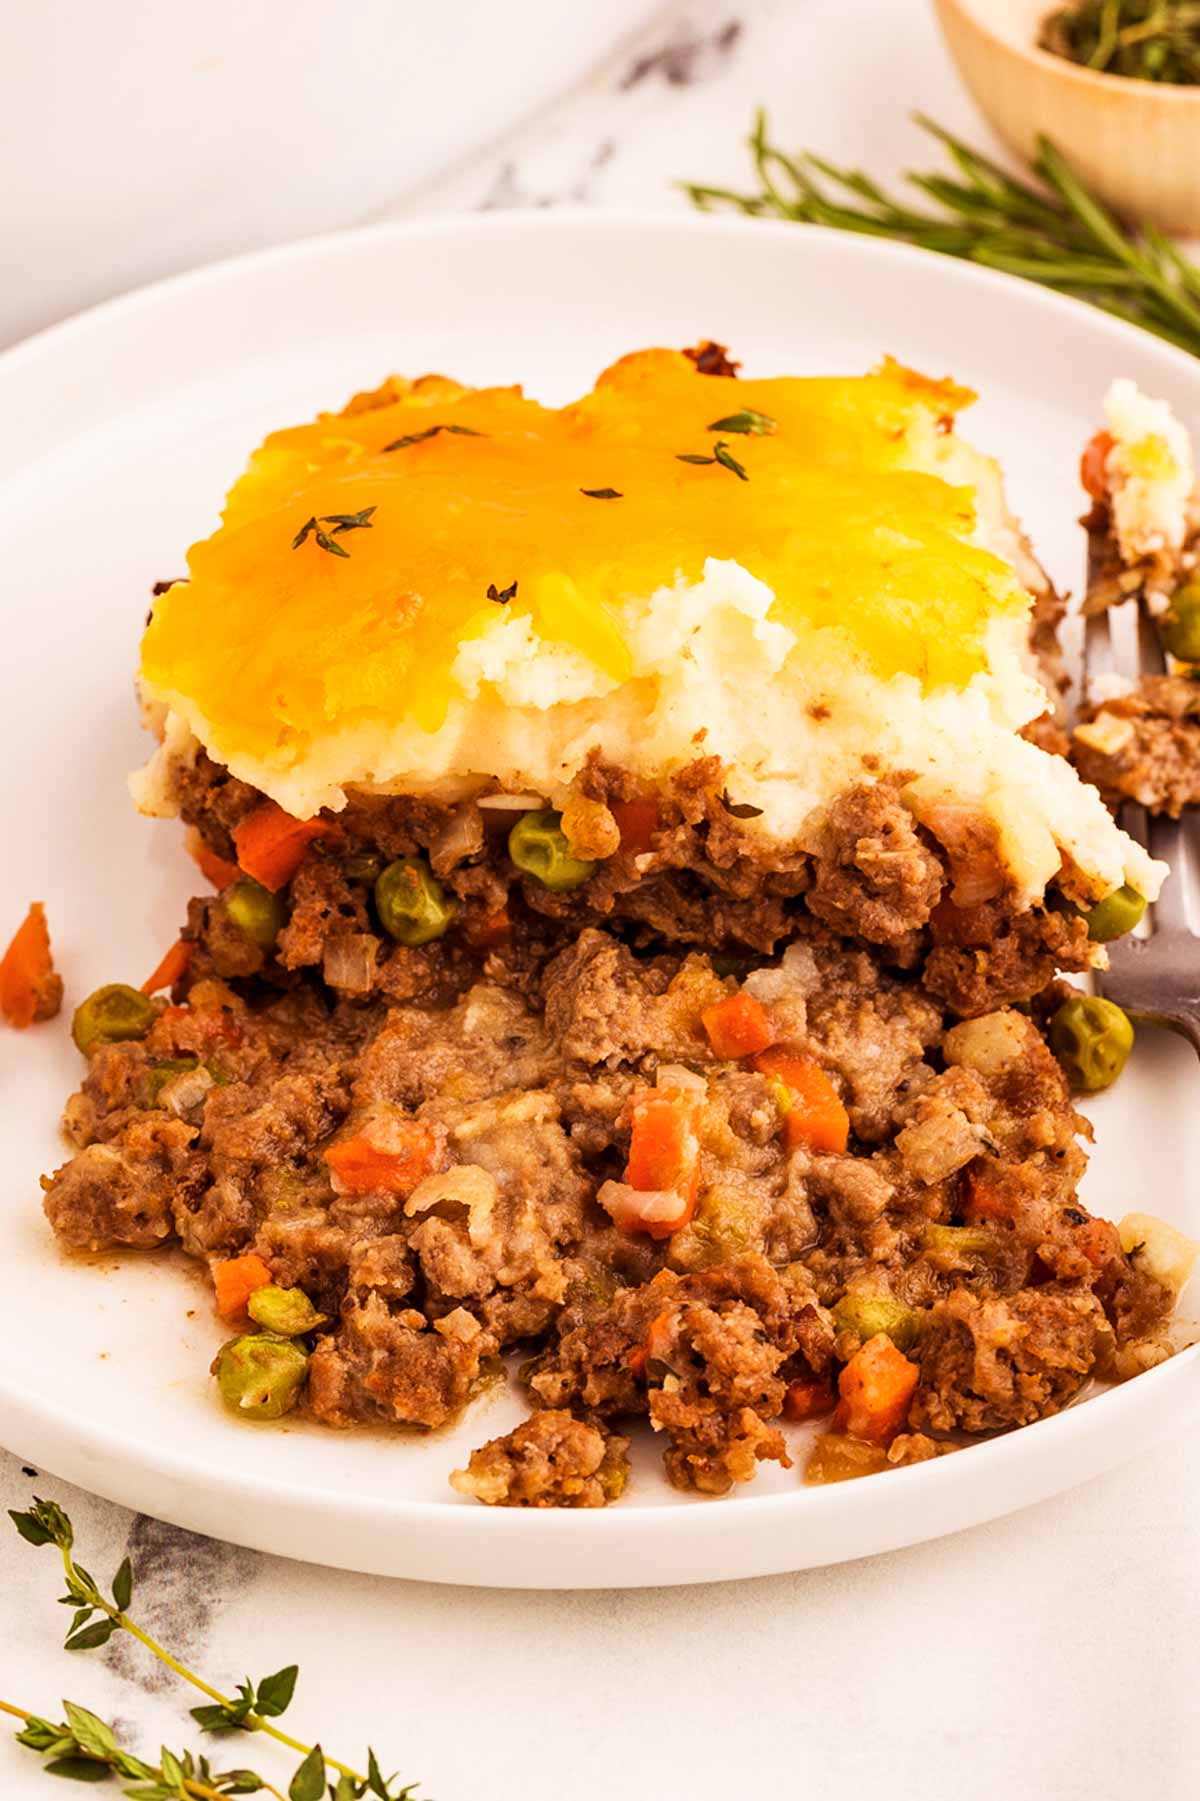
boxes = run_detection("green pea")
[832,1291,921,1352]
[214,1334,309,1420]
[1082,882,1146,943]
[72,984,156,1055]
[374,856,456,946]
[1048,994,1134,1093]
[1159,579,1200,664]
[224,877,287,949]
[246,1284,326,1336]
[508,809,597,891]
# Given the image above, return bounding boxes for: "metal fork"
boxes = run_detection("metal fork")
[1082,591,1200,1054]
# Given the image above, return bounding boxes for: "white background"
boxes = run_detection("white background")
[2,2,1198,1796]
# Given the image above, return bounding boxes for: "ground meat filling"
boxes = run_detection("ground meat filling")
[450,1411,630,1508]
[1073,673,1200,818]
[1074,495,1200,816]
[42,891,1171,1502]
[168,751,1094,1020]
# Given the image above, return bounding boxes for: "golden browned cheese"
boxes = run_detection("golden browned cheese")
[141,350,1023,768]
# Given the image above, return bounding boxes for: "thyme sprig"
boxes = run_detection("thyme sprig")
[1041,0,1200,84]
[6,1501,420,1800]
[684,111,1200,358]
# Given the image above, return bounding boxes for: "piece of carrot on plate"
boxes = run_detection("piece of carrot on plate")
[0,902,63,1029]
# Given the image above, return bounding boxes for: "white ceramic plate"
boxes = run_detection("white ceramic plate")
[1,214,1197,1589]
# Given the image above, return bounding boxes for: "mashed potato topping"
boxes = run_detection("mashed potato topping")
[135,350,1162,906]
[1102,377,1196,563]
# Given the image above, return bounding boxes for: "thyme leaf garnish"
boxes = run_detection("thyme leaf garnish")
[580,487,624,499]
[292,508,375,558]
[706,409,776,435]
[382,423,487,452]
[323,508,377,535]
[712,440,749,480]
[684,110,1200,359]
[5,1499,423,1799]
[487,580,518,604]
[676,440,748,480]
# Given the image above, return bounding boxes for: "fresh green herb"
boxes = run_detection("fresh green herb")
[675,439,749,479]
[291,509,376,559]
[5,1499,421,1799]
[381,423,486,452]
[1041,0,1200,84]
[706,409,776,435]
[712,441,748,480]
[486,580,518,604]
[579,487,624,499]
[0,1699,271,1797]
[684,111,1200,358]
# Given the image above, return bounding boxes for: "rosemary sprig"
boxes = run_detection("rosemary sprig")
[684,111,1200,358]
[1041,0,1200,84]
[6,1500,420,1800]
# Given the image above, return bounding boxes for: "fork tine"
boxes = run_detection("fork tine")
[1147,812,1190,932]
[1081,602,1114,692]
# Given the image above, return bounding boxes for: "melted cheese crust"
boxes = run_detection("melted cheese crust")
[141,352,1020,759]
[135,350,1163,904]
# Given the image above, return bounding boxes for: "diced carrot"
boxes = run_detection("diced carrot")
[1080,429,1115,501]
[141,938,191,996]
[212,1253,273,1321]
[232,799,330,892]
[961,1163,1014,1227]
[612,1090,703,1239]
[0,902,62,1029]
[467,906,511,950]
[832,1334,919,1444]
[754,1050,849,1154]
[187,829,241,890]
[627,1091,701,1199]
[627,1344,648,1380]
[701,991,775,1060]
[610,798,659,855]
[324,1118,438,1196]
[783,1375,837,1422]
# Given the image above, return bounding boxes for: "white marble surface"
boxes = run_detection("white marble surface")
[3,2,1199,1795]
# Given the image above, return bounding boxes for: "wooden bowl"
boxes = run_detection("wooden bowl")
[934,0,1200,234]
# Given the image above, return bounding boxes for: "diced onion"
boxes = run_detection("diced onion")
[655,1063,707,1095]
[322,934,379,994]
[476,793,546,811]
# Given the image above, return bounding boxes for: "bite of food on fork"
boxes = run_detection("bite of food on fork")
[1073,381,1200,819]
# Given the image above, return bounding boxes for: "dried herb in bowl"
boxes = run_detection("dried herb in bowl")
[1041,0,1200,84]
